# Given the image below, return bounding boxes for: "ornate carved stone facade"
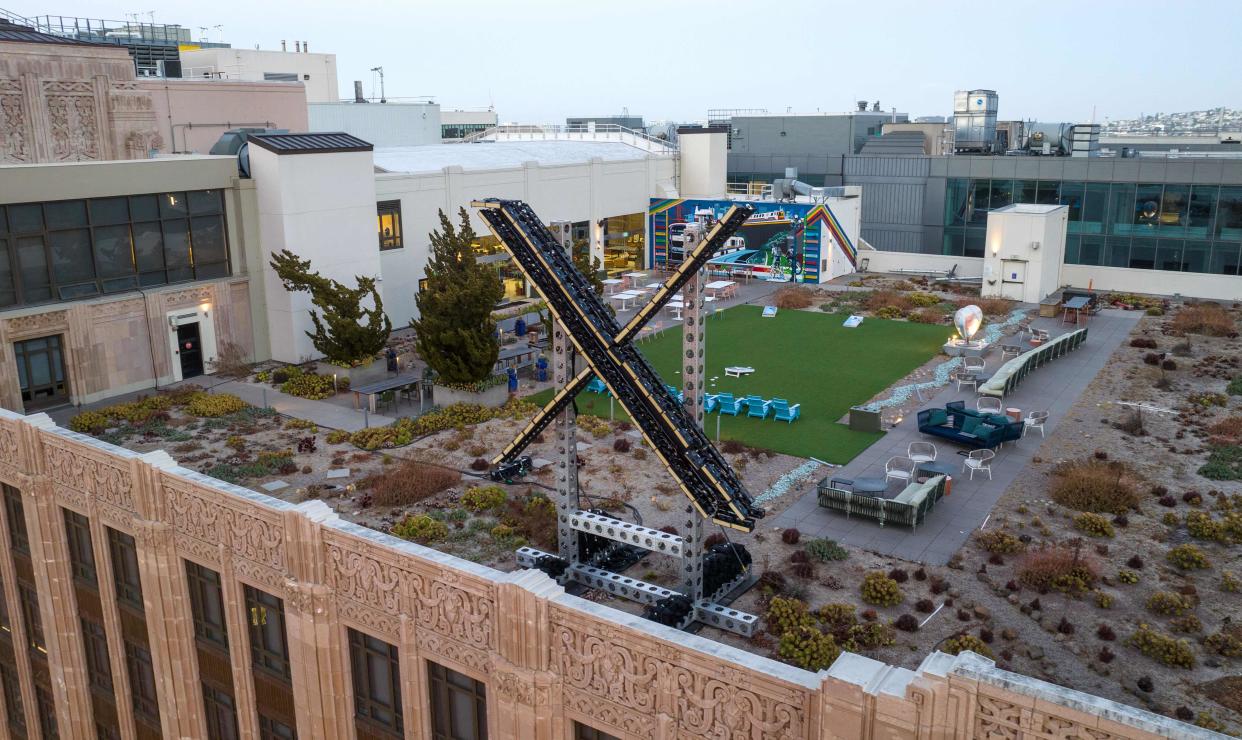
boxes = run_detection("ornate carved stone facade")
[0,36,160,163]
[0,407,1209,740]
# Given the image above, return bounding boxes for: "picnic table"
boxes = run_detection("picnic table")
[494,344,537,374]
[353,373,424,414]
[601,278,624,295]
[1061,295,1091,325]
[611,291,641,310]
[704,280,737,299]
[622,271,648,288]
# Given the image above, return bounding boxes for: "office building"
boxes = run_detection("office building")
[441,109,498,140]
[179,45,339,103]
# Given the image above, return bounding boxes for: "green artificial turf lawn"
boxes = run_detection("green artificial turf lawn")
[525,304,948,464]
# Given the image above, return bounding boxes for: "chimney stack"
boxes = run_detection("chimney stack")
[303,41,308,53]
[294,40,300,52]
[280,39,286,51]
[353,80,366,103]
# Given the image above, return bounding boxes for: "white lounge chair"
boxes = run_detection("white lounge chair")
[907,442,937,464]
[1024,411,1048,438]
[885,456,916,486]
[962,449,995,480]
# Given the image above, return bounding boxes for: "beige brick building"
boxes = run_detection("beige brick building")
[0,407,1213,740]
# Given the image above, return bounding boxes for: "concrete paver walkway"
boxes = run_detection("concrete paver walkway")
[771,309,1141,565]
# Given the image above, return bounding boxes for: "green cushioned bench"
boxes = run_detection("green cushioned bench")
[816,475,947,530]
[978,327,1088,399]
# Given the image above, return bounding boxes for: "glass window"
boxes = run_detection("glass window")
[163,219,192,280]
[202,683,239,740]
[377,201,403,251]
[941,229,964,256]
[1155,239,1183,271]
[190,216,228,268]
[428,661,487,740]
[8,204,43,233]
[259,715,298,740]
[81,617,114,693]
[987,179,1013,211]
[1129,238,1156,270]
[1217,187,1242,241]
[18,582,44,654]
[943,178,968,226]
[602,212,645,275]
[1186,186,1216,238]
[964,229,985,259]
[574,723,620,740]
[14,335,67,409]
[160,192,188,219]
[107,527,143,611]
[1209,243,1241,275]
[186,561,228,649]
[1058,181,1084,221]
[64,508,97,586]
[133,221,165,285]
[348,629,403,736]
[0,238,14,307]
[89,198,129,226]
[188,190,222,216]
[124,640,160,725]
[1181,241,1209,273]
[129,195,159,222]
[1134,184,1163,232]
[1063,235,1081,264]
[1103,236,1130,268]
[1035,180,1060,206]
[52,229,99,294]
[1075,183,1108,235]
[1107,183,1138,235]
[1014,180,1038,205]
[1158,185,1189,235]
[967,180,989,225]
[93,225,135,280]
[36,684,59,739]
[3,485,28,554]
[44,199,87,229]
[16,235,51,303]
[244,586,290,680]
[0,662,24,732]
[1078,235,1104,266]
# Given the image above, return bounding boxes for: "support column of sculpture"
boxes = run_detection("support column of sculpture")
[681,268,706,601]
[553,321,580,561]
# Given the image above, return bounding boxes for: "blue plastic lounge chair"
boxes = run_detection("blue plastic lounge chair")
[718,396,741,416]
[747,398,770,419]
[704,394,719,413]
[665,384,684,403]
[772,400,801,423]
[585,378,606,394]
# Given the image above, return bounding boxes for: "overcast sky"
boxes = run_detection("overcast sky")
[30,0,1241,124]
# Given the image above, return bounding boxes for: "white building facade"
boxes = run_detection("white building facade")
[180,47,340,103]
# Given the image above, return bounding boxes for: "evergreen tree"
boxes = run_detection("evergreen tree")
[268,249,391,365]
[573,239,606,298]
[413,208,504,384]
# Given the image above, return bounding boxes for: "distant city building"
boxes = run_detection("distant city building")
[566,114,644,130]
[441,108,498,139]
[724,110,909,186]
[1102,107,1242,136]
[180,45,339,103]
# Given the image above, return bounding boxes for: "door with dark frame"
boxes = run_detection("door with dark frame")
[176,321,204,379]
[14,334,68,410]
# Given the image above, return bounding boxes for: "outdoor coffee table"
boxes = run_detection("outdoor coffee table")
[851,477,889,495]
[917,461,956,494]
[724,366,754,378]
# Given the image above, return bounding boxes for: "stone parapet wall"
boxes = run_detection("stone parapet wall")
[0,407,1220,739]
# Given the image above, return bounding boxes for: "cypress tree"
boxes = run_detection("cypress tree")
[268,249,391,365]
[413,208,504,384]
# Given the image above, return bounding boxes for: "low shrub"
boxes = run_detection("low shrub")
[1127,626,1195,668]
[895,614,919,632]
[280,371,338,400]
[1185,511,1230,542]
[765,596,813,637]
[1208,416,1242,445]
[184,392,249,418]
[910,307,945,324]
[1130,337,1158,349]
[915,598,935,613]
[777,625,840,670]
[888,568,909,583]
[1205,631,1242,658]
[847,621,895,650]
[1117,569,1140,585]
[1170,615,1202,633]
[861,571,904,607]
[69,410,109,435]
[1199,445,1242,481]
[349,399,538,450]
[1171,303,1237,337]
[773,286,815,309]
[1094,591,1113,609]
[361,460,460,507]
[498,494,557,550]
[1189,392,1229,408]
[1221,572,1241,593]
[976,530,1025,554]
[805,538,849,562]
[1015,547,1098,594]
[1127,554,1145,569]
[1097,624,1116,641]
[781,528,801,545]
[1228,376,1242,396]
[1073,512,1115,538]
[942,633,994,659]
[1048,458,1140,514]
[1145,591,1193,616]
[612,437,632,453]
[391,514,448,543]
[461,485,507,512]
[865,290,913,314]
[1167,544,1211,570]
[325,429,350,445]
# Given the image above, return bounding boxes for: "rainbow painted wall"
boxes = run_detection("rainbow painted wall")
[647,198,859,284]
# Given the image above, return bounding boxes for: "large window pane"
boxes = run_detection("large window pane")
[16,236,51,303]
[93,225,135,278]
[8,204,43,234]
[1077,183,1108,235]
[44,200,87,229]
[1059,181,1084,222]
[1217,187,1242,241]
[1108,183,1137,235]
[163,220,193,282]
[1209,243,1240,275]
[1158,185,1189,235]
[1014,180,1037,205]
[50,228,96,286]
[160,192,188,219]
[1186,186,1215,238]
[1134,184,1163,232]
[1063,235,1081,264]
[0,238,14,306]
[968,180,989,225]
[90,197,130,226]
[1104,236,1130,267]
[188,190,222,216]
[1181,241,1209,273]
[1077,235,1103,266]
[133,221,165,283]
[941,229,964,256]
[129,195,159,222]
[1129,238,1156,269]
[988,179,1014,211]
[1155,239,1183,271]
[1036,180,1060,206]
[190,216,227,267]
[943,178,968,226]
[964,229,985,258]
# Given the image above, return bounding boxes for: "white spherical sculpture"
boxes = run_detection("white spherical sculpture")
[953,305,984,344]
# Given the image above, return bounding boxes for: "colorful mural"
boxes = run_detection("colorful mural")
[648,198,856,284]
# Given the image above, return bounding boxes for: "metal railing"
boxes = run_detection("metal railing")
[459,124,677,153]
[25,13,187,45]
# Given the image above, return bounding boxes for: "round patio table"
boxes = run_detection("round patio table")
[851,477,889,495]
